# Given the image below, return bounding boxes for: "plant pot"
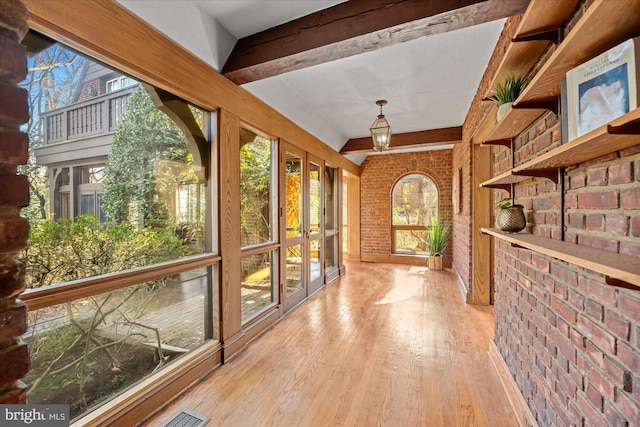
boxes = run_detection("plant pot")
[496,102,512,121]
[496,207,526,233]
[428,255,443,270]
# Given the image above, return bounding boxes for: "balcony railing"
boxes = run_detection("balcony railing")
[42,87,137,145]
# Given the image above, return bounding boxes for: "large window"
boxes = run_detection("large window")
[19,34,217,421]
[391,173,438,255]
[240,127,277,321]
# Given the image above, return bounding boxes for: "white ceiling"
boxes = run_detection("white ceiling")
[117,0,505,165]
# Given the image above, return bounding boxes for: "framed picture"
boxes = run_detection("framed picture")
[566,37,640,141]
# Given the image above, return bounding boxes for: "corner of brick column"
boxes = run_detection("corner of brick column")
[0,0,31,404]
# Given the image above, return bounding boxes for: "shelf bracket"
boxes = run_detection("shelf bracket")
[512,28,560,45]
[481,183,512,192]
[482,139,512,148]
[607,118,640,135]
[513,169,559,184]
[606,276,640,291]
[512,99,559,114]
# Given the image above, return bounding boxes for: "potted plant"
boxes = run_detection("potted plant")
[496,197,526,233]
[488,74,527,121]
[427,217,451,270]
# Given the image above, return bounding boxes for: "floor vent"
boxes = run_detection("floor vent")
[160,408,209,427]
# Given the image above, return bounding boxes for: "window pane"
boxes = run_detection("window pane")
[80,194,95,215]
[285,153,302,239]
[241,251,276,320]
[24,267,209,419]
[325,166,336,231]
[393,229,428,255]
[310,162,321,234]
[19,40,207,284]
[310,239,322,281]
[285,244,303,295]
[325,234,337,269]
[240,128,275,248]
[392,174,438,226]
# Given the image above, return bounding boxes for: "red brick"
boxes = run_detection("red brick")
[569,212,585,229]
[578,190,618,209]
[0,301,26,342]
[618,293,640,323]
[0,260,24,299]
[604,309,630,340]
[0,343,28,388]
[578,234,618,252]
[0,82,28,126]
[565,193,578,208]
[577,392,607,427]
[0,128,28,166]
[0,174,28,207]
[618,341,640,371]
[588,167,608,186]
[604,401,629,427]
[632,216,640,237]
[616,391,640,425]
[571,172,586,189]
[579,316,616,355]
[609,162,633,185]
[586,214,604,231]
[620,241,640,257]
[586,382,604,411]
[621,187,640,209]
[0,37,27,83]
[585,299,603,321]
[0,216,29,253]
[604,214,628,235]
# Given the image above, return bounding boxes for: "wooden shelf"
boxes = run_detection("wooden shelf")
[479,170,531,192]
[484,0,579,100]
[482,228,640,290]
[513,108,640,173]
[484,106,547,143]
[516,0,640,107]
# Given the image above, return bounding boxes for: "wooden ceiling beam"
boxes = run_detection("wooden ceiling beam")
[340,126,462,155]
[222,0,530,85]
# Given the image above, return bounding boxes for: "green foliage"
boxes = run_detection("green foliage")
[240,135,273,245]
[19,214,188,289]
[497,197,524,210]
[426,217,451,257]
[488,74,527,105]
[102,86,196,226]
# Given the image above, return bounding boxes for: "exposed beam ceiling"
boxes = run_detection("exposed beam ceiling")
[340,127,462,155]
[222,0,529,85]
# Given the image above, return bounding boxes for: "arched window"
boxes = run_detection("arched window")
[391,173,438,254]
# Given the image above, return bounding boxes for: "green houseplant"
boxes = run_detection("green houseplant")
[496,197,526,233]
[488,74,528,121]
[427,218,451,270]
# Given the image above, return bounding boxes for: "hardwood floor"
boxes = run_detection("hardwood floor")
[142,261,518,427]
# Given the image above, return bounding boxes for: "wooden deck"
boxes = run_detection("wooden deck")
[142,261,518,427]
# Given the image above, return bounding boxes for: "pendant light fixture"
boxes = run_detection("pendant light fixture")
[370,100,392,152]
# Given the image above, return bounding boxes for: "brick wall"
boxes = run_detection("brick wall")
[454,16,522,293]
[360,150,453,265]
[489,3,640,425]
[0,0,30,404]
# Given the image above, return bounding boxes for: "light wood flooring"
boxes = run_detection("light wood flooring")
[142,261,518,427]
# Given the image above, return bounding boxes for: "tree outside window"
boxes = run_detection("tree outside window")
[391,173,438,254]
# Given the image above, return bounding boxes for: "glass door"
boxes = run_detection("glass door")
[282,146,306,311]
[324,165,339,282]
[281,147,325,310]
[308,155,325,294]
